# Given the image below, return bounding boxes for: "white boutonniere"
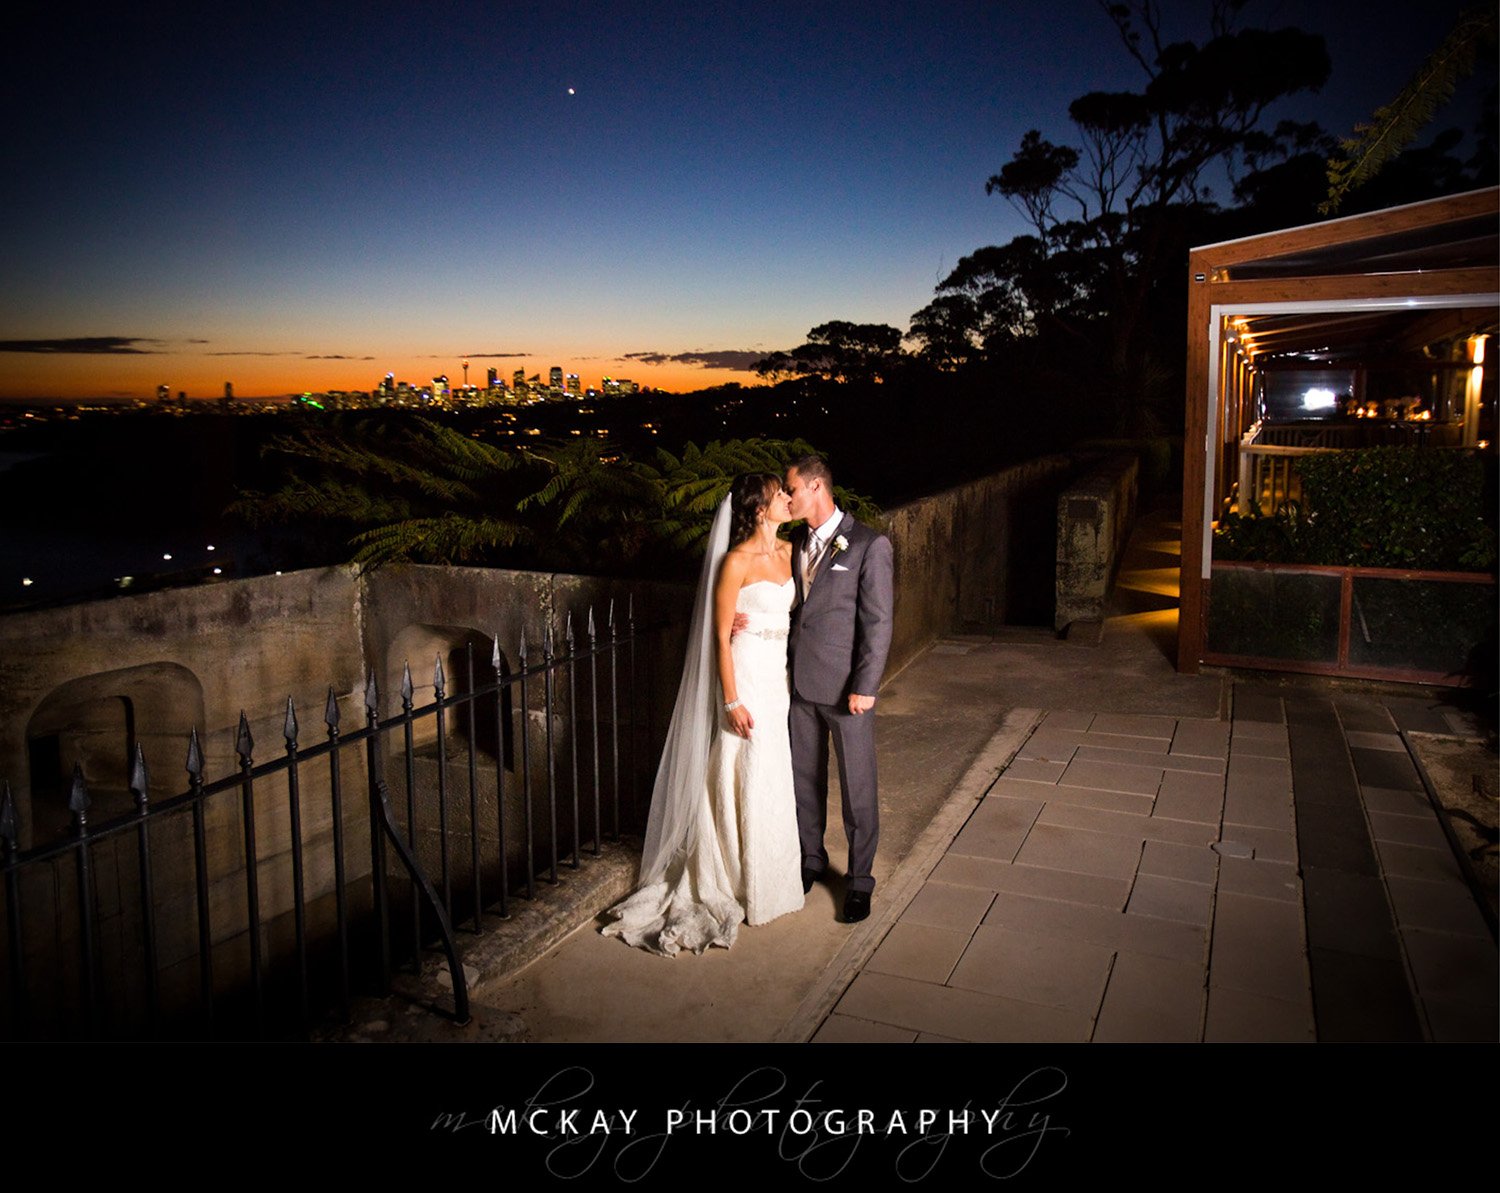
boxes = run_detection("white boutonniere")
[833,534,849,555]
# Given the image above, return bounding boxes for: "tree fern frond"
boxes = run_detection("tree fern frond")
[1322,7,1496,213]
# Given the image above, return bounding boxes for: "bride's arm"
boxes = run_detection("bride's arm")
[714,552,754,738]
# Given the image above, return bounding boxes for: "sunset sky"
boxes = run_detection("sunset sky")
[1,0,1483,400]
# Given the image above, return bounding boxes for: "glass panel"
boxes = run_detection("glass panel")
[1207,567,1342,662]
[1347,577,1497,678]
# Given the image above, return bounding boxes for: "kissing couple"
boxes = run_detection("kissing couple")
[602,454,894,956]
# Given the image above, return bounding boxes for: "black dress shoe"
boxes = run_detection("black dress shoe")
[801,868,820,895]
[843,890,871,923]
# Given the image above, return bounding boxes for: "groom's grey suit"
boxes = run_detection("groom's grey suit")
[789,513,894,894]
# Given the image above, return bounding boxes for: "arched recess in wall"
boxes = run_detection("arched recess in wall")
[384,623,512,769]
[25,662,206,839]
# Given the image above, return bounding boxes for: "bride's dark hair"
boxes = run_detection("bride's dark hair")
[728,472,782,547]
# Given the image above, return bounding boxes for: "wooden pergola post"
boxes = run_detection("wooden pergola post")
[1178,187,1500,674]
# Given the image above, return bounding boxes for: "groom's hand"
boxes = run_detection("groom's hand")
[730,612,748,639]
[848,694,876,715]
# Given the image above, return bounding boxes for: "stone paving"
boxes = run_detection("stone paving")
[811,688,1498,1044]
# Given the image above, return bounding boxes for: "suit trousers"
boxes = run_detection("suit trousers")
[790,692,878,893]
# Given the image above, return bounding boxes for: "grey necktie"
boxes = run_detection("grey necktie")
[803,533,826,587]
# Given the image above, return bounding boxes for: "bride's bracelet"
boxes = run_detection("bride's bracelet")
[724,699,742,712]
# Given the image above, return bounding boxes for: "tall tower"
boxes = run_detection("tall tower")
[549,366,563,392]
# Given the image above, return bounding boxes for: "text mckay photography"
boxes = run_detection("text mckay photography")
[428,1062,1072,1181]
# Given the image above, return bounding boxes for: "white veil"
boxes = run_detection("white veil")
[601,494,744,954]
[636,493,733,883]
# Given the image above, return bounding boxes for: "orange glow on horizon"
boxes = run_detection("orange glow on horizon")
[0,352,765,402]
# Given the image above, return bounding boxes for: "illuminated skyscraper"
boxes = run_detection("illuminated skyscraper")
[549,366,564,392]
[566,373,581,396]
[156,384,170,403]
[487,367,499,389]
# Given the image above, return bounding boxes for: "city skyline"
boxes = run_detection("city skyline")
[2,1,1485,401]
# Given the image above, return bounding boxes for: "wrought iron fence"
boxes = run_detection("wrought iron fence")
[1,599,658,1040]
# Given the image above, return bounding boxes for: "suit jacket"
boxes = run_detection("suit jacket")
[789,513,894,706]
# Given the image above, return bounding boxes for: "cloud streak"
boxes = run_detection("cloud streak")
[622,349,764,370]
[0,337,160,355]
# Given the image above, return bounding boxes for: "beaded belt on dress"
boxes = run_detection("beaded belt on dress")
[739,627,788,640]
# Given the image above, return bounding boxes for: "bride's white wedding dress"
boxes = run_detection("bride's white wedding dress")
[602,576,804,956]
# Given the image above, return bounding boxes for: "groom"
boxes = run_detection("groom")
[784,454,894,923]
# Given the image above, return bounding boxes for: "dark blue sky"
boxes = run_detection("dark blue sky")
[1,0,1486,397]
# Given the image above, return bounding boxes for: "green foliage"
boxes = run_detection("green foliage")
[1214,448,1497,570]
[229,418,530,569]
[1322,6,1497,214]
[232,428,881,575]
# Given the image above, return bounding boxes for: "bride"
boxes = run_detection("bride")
[601,473,805,955]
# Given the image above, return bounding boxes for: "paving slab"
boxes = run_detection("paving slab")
[1057,757,1164,796]
[1226,755,1294,787]
[1219,823,1297,864]
[1092,951,1205,1042]
[1151,784,1224,825]
[834,970,1093,1042]
[1215,856,1301,904]
[1344,730,1405,752]
[1223,786,1295,831]
[1209,891,1309,1003]
[1232,720,1290,742]
[1381,697,1455,735]
[1350,747,1423,791]
[1295,803,1379,874]
[1308,947,1424,1041]
[1011,822,1144,881]
[865,921,972,984]
[1374,839,1464,883]
[1301,867,1402,960]
[1367,810,1451,850]
[928,855,1132,910]
[1332,699,1397,733]
[948,923,1115,1013]
[998,759,1068,784]
[810,1014,920,1043]
[1158,768,1225,801]
[1074,744,1224,774]
[947,797,1044,863]
[1138,839,1219,885]
[1021,784,1156,816]
[1169,719,1230,759]
[1015,734,1083,764]
[1040,710,1095,732]
[1401,930,1500,1005]
[1385,875,1493,938]
[1203,984,1314,1042]
[1232,691,1285,724]
[1229,735,1291,760]
[1040,802,1219,847]
[1422,994,1500,1043]
[1126,874,1214,926]
[1088,713,1178,740]
[1359,785,1435,818]
[901,881,996,933]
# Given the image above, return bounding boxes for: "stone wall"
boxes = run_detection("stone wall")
[0,564,682,1035]
[882,454,1078,673]
[1053,454,1140,632]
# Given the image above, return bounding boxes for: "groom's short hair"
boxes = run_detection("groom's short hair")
[789,453,832,489]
